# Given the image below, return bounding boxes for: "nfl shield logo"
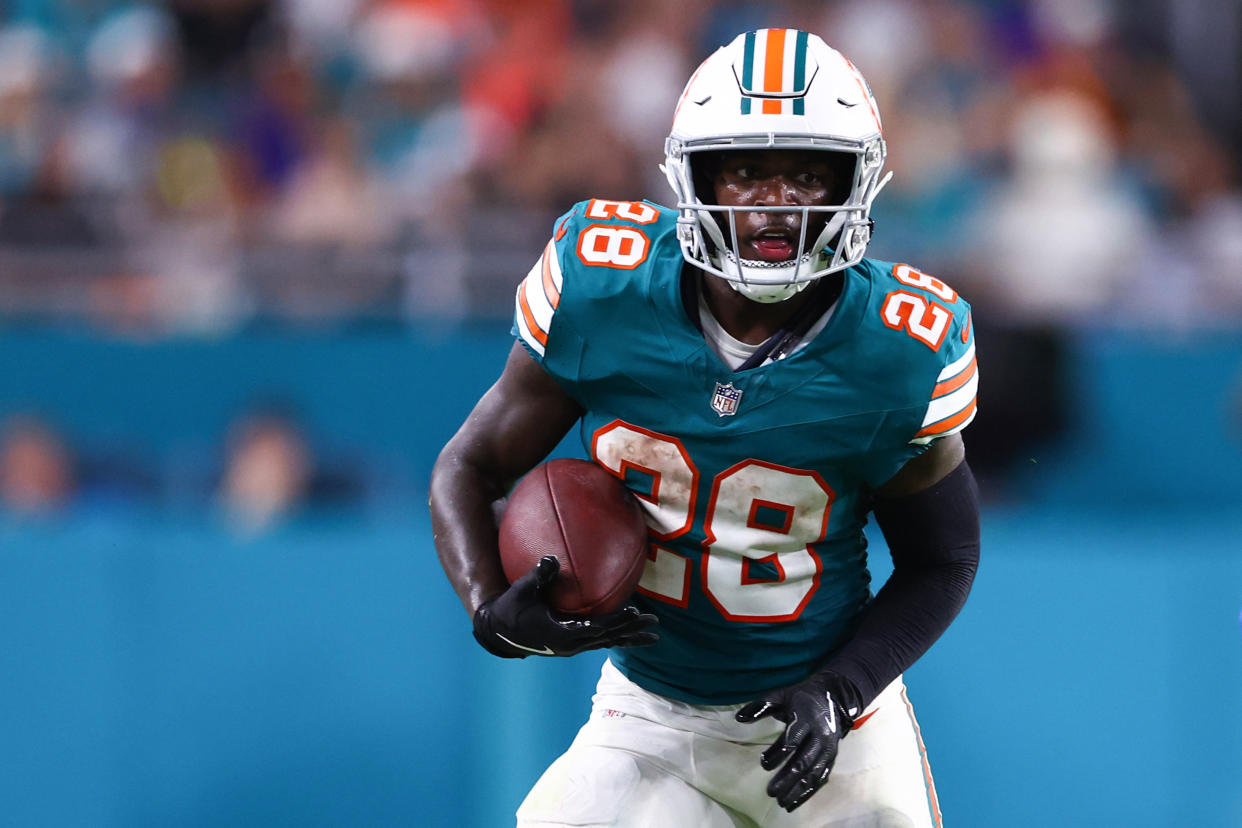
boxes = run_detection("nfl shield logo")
[710,382,743,417]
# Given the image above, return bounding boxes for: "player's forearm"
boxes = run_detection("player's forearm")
[429,447,512,616]
[825,557,977,708]
[823,461,980,708]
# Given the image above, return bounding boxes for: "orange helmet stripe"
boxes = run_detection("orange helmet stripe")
[762,28,787,114]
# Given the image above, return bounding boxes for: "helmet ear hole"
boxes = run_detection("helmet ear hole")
[687,151,729,258]
[826,152,857,206]
[690,151,726,205]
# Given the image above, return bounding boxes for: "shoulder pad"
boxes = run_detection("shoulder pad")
[551,200,677,287]
[859,257,977,441]
[513,199,679,361]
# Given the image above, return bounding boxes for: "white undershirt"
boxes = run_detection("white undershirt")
[697,291,838,370]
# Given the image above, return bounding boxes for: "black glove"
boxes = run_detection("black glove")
[472,555,659,658]
[735,671,862,812]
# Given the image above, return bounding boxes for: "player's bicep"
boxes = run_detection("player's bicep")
[873,432,965,500]
[447,342,584,488]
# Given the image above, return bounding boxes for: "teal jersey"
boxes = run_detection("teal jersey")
[513,199,978,704]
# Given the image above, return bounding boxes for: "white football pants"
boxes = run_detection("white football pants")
[516,660,942,828]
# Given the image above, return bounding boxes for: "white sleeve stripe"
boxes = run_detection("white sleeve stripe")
[546,241,563,293]
[524,267,555,334]
[937,342,975,382]
[514,284,546,357]
[922,371,978,427]
[515,239,566,359]
[932,356,976,399]
[521,255,545,304]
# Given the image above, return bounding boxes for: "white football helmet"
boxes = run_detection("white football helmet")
[663,29,892,302]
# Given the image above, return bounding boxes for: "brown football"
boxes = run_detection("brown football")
[498,458,649,615]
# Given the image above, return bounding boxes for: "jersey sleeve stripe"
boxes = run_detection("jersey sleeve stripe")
[515,251,553,355]
[514,280,547,355]
[922,370,977,427]
[915,398,977,439]
[521,274,552,342]
[932,355,976,398]
[936,342,975,382]
[513,288,541,355]
[541,240,562,307]
[515,238,566,359]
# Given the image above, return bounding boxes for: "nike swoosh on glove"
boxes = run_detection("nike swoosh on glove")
[735,671,861,812]
[472,555,659,658]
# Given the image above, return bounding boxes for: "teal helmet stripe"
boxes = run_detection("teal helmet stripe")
[793,30,809,115]
[740,30,756,114]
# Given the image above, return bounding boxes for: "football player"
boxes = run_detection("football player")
[431,29,980,827]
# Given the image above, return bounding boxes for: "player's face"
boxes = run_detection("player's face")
[710,150,845,263]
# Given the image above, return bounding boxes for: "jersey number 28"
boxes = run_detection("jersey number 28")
[573,200,655,270]
[592,420,834,623]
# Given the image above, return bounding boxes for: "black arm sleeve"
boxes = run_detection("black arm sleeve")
[821,460,980,709]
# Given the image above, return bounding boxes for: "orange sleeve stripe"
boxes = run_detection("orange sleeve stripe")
[762,28,786,114]
[932,356,976,398]
[914,397,976,438]
[540,242,561,308]
[517,278,548,347]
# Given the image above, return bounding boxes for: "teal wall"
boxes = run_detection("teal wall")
[0,324,514,473]
[1,327,1240,827]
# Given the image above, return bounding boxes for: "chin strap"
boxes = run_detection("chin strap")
[729,270,813,303]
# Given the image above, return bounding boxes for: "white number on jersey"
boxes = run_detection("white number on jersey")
[585,199,660,224]
[576,225,651,269]
[592,420,834,621]
[892,264,957,302]
[881,290,952,350]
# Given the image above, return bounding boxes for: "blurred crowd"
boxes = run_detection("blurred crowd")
[1,0,1241,517]
[0,0,1239,329]
[0,406,374,530]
